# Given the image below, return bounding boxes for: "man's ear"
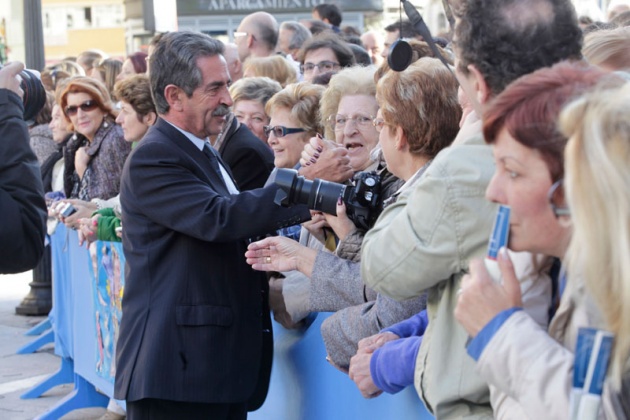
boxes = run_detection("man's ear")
[467,64,492,106]
[233,59,243,77]
[164,84,183,112]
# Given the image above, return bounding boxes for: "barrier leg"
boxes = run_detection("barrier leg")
[16,329,54,354]
[24,318,52,336]
[20,357,74,399]
[33,374,108,420]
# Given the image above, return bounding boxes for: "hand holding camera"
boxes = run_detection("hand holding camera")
[0,61,46,120]
[0,62,25,98]
[272,168,382,231]
[323,199,356,242]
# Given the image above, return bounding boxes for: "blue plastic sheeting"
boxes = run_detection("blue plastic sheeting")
[49,224,434,419]
[251,313,433,420]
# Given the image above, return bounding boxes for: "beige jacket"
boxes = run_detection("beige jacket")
[362,133,497,418]
[476,270,611,419]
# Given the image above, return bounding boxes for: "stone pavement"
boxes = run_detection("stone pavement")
[0,271,106,420]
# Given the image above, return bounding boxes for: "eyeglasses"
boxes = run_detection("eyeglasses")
[329,114,375,131]
[65,100,99,117]
[233,31,248,39]
[300,61,340,74]
[372,117,392,133]
[548,179,570,218]
[263,125,306,137]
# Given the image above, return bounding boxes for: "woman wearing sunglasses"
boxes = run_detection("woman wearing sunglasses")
[454,62,613,418]
[264,81,325,169]
[59,76,131,204]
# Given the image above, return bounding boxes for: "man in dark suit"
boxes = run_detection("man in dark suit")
[0,62,46,274]
[114,32,310,419]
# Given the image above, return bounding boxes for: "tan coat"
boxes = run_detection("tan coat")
[362,133,497,418]
[476,270,614,419]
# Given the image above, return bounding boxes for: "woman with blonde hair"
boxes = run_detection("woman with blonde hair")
[560,82,630,417]
[265,82,324,169]
[319,65,380,174]
[90,58,123,100]
[583,26,630,72]
[243,55,297,87]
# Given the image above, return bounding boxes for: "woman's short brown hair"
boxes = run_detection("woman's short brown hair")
[377,57,460,159]
[114,75,156,122]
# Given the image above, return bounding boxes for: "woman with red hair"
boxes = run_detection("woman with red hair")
[116,51,148,82]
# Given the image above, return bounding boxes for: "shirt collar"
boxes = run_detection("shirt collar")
[164,119,208,151]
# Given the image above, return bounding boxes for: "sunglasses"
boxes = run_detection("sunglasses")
[263,125,306,137]
[65,100,99,117]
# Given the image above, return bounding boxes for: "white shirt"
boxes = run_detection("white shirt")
[165,120,239,194]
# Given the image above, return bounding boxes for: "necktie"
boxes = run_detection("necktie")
[202,143,227,188]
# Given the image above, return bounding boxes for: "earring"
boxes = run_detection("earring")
[72,133,78,141]
[103,118,109,128]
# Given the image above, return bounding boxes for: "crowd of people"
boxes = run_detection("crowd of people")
[1,0,629,419]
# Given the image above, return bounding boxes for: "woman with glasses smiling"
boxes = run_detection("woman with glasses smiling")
[453,62,616,418]
[264,81,325,169]
[297,33,355,83]
[58,77,130,214]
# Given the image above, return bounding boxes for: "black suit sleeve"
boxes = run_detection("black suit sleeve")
[125,140,309,242]
[0,89,47,273]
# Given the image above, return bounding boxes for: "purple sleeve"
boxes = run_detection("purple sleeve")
[370,336,422,394]
[381,310,428,338]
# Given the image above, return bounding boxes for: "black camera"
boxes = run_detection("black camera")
[272,168,381,230]
[0,64,46,121]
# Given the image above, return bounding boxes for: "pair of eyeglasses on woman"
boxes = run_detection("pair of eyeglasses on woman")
[372,117,392,133]
[300,61,340,74]
[548,179,571,218]
[263,125,306,138]
[65,100,98,117]
[329,114,375,131]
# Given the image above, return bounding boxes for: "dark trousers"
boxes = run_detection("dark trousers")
[127,398,247,420]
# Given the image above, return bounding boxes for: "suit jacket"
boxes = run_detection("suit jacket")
[0,89,46,274]
[114,117,309,404]
[217,116,274,410]
[218,116,274,191]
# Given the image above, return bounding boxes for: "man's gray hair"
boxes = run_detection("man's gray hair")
[280,21,312,52]
[150,31,225,114]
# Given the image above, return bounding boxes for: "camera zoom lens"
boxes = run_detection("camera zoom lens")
[308,179,346,215]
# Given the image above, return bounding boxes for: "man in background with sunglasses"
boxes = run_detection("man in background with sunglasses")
[114,31,312,419]
[0,61,46,274]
